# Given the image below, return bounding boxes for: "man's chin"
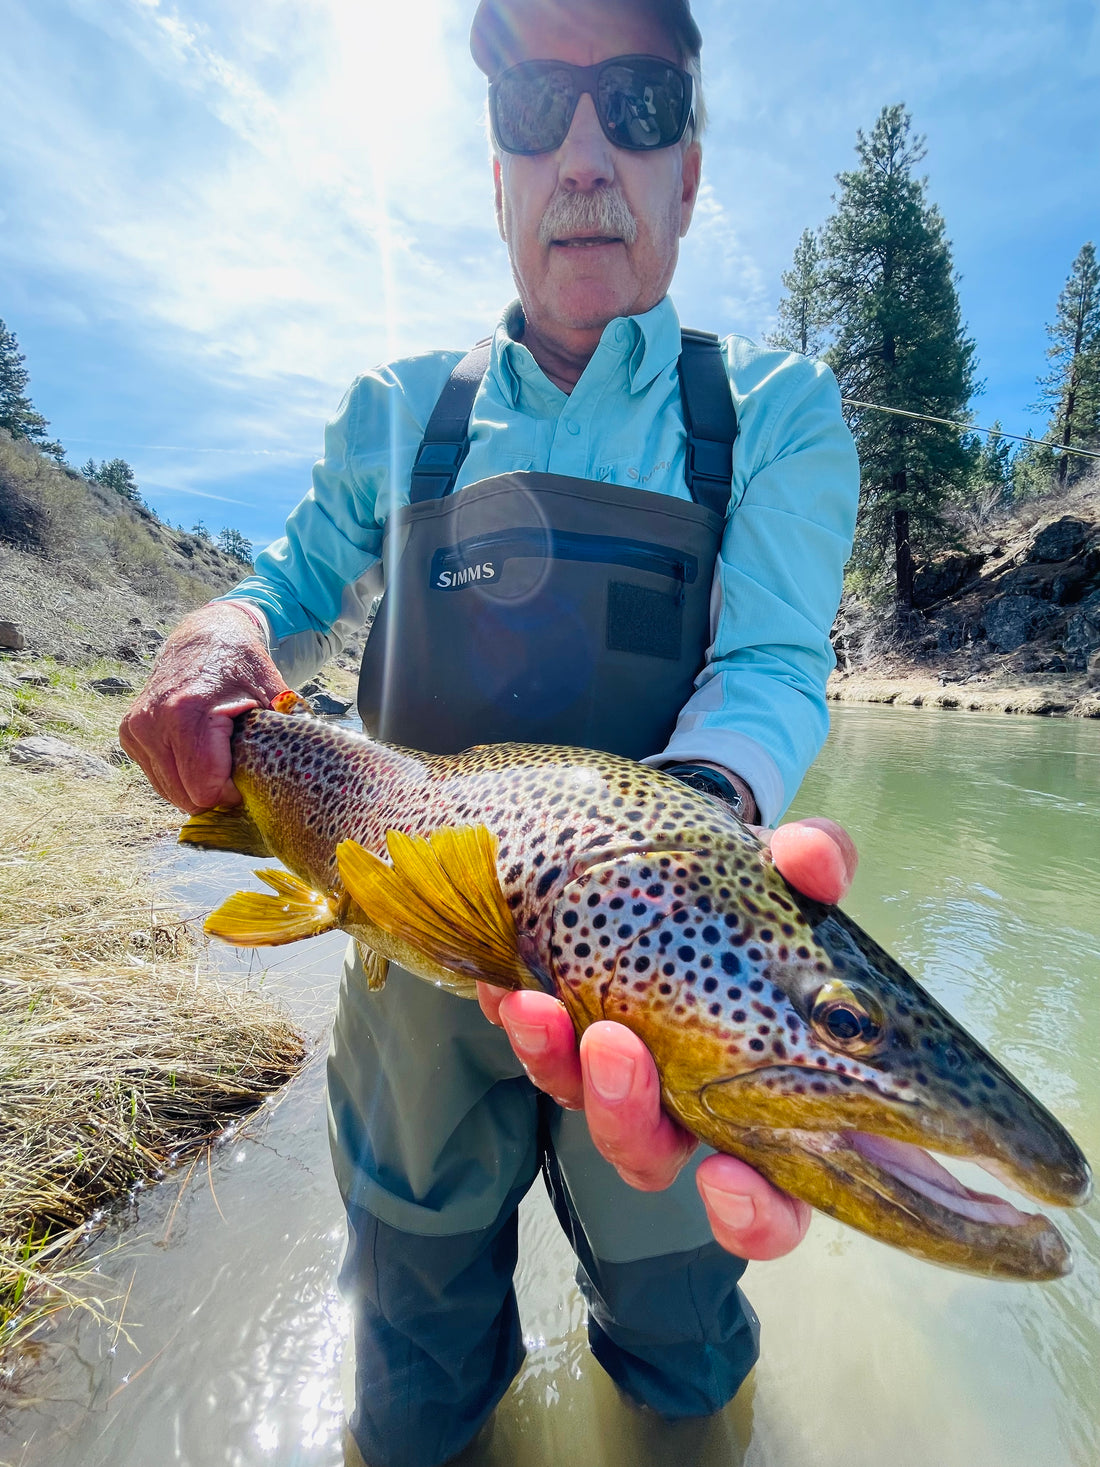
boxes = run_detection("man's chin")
[538,279,646,335]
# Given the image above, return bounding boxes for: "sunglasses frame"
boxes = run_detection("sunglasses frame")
[488,53,694,157]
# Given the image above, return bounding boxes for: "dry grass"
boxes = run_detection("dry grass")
[0,677,307,1355]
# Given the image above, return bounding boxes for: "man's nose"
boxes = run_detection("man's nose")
[557,91,616,191]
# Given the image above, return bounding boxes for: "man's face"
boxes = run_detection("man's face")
[492,2,702,341]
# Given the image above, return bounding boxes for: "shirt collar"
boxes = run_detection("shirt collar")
[490,294,683,409]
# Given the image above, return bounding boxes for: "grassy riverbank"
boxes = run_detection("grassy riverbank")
[0,661,307,1356]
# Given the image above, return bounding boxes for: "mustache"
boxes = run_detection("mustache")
[537,187,638,246]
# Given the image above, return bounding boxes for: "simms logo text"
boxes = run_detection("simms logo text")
[433,561,496,590]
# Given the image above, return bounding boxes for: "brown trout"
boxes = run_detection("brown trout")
[180,696,1092,1280]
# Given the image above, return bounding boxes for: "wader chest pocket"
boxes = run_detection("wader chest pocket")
[429,527,696,661]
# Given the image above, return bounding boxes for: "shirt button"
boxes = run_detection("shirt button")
[565,420,580,436]
[614,323,629,345]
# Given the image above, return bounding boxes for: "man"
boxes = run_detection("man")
[121,1,860,1463]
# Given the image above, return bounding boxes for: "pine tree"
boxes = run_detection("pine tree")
[1036,242,1100,489]
[0,318,64,461]
[822,106,977,613]
[768,229,829,357]
[962,423,1016,524]
[217,526,253,564]
[88,456,143,504]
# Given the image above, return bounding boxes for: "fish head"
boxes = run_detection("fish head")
[548,832,1092,1279]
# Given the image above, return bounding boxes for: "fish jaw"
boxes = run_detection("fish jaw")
[669,1079,1081,1280]
[665,988,1092,1278]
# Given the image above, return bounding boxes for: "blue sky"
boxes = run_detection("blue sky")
[2,0,1098,550]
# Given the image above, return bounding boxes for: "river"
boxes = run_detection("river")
[2,704,1098,1467]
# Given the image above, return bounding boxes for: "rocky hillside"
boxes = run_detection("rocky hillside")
[832,480,1100,715]
[0,430,251,662]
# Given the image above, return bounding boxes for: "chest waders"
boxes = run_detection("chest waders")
[357,328,738,759]
[337,330,763,1467]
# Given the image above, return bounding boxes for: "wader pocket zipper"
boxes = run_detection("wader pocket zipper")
[429,528,697,593]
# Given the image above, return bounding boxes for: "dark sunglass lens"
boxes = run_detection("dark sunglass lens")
[493,64,577,153]
[598,61,686,149]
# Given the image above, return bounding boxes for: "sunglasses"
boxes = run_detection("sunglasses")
[489,54,694,156]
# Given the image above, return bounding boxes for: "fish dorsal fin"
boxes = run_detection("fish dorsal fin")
[204,868,341,947]
[179,805,271,858]
[336,826,532,992]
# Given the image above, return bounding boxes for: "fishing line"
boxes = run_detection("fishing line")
[840,400,1100,462]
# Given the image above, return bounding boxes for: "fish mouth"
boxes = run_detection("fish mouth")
[687,1074,1092,1280]
[843,1130,1035,1229]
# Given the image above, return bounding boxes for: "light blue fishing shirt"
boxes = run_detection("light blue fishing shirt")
[220,295,859,824]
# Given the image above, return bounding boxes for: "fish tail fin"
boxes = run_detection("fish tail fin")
[179,805,271,858]
[204,868,341,947]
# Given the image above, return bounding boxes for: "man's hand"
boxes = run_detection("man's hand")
[119,603,290,813]
[477,816,858,1260]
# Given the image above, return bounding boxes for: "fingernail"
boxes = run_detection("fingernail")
[586,1047,636,1102]
[705,1190,756,1232]
[507,1021,549,1057]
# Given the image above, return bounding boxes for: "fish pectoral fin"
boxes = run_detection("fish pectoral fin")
[336,826,532,993]
[204,868,341,947]
[179,805,271,858]
[356,941,390,991]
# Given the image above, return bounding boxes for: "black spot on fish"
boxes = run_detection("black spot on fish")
[749,1038,765,1052]
[536,866,562,898]
[721,953,740,976]
[562,910,578,929]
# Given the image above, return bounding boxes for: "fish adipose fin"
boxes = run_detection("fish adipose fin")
[356,942,390,991]
[179,805,271,858]
[204,868,341,946]
[336,826,532,994]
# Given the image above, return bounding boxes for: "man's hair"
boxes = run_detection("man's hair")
[473,0,707,140]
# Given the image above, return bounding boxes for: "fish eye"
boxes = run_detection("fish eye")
[811,981,886,1054]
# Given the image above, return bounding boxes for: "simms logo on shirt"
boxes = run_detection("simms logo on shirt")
[433,560,496,590]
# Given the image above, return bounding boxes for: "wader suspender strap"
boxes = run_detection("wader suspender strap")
[408,328,738,511]
[409,339,493,504]
[677,328,740,518]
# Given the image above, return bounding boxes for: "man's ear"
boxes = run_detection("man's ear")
[679,140,702,238]
[493,156,506,241]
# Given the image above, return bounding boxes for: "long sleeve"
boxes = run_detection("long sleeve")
[216,352,459,685]
[645,348,859,825]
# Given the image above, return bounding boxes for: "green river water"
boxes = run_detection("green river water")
[2,703,1098,1467]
